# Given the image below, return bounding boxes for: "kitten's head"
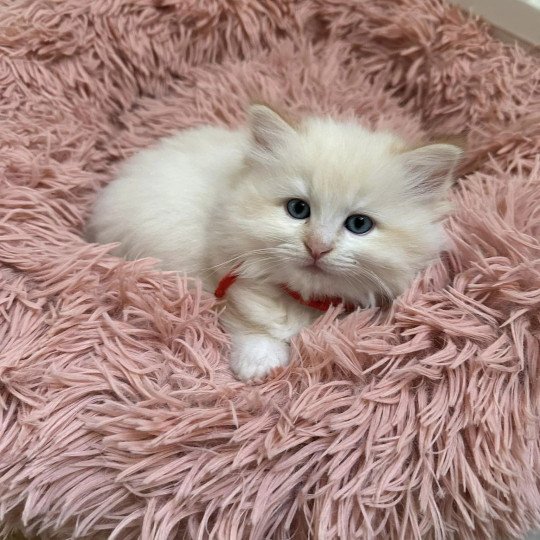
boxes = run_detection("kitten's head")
[225,105,462,306]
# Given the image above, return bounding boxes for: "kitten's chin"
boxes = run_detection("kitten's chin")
[252,257,379,306]
[278,265,361,303]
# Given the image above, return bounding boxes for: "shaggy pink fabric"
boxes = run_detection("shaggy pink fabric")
[1,0,539,538]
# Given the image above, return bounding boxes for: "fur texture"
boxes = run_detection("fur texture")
[0,0,539,538]
[87,108,460,380]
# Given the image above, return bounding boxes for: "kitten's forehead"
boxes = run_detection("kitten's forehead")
[297,118,405,208]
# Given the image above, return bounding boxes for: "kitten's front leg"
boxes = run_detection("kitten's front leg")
[229,333,290,381]
[220,283,313,381]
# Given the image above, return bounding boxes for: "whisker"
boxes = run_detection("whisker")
[343,268,394,299]
[201,247,282,273]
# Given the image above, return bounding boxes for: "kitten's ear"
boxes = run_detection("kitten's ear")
[399,144,463,198]
[247,105,296,159]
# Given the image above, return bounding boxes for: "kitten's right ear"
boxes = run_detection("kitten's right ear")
[247,105,296,161]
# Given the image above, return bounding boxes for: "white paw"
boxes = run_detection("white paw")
[230,334,290,381]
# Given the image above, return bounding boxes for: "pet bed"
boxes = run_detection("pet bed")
[1,0,539,538]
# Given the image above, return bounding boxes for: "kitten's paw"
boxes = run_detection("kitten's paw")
[230,334,290,381]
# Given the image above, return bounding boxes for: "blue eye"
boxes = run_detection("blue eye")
[344,214,374,235]
[286,199,310,219]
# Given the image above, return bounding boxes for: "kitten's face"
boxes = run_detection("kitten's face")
[226,106,461,306]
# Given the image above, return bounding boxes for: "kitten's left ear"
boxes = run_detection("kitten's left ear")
[247,105,297,160]
[399,144,463,198]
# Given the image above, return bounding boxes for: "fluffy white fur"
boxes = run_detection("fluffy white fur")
[87,106,461,380]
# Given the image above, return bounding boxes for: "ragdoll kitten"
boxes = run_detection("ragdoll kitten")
[87,105,461,380]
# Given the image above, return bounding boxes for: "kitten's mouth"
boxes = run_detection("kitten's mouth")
[302,261,328,274]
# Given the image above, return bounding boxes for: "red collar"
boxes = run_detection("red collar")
[214,267,356,312]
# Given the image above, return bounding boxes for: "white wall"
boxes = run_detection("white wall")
[450,0,540,45]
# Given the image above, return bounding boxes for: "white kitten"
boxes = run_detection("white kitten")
[87,106,461,380]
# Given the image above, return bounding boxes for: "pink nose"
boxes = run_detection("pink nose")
[303,239,333,260]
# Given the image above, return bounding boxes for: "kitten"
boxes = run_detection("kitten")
[87,105,461,380]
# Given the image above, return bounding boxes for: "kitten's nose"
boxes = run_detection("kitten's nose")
[303,239,333,260]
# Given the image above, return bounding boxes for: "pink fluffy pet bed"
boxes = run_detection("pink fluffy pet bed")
[1,0,540,538]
